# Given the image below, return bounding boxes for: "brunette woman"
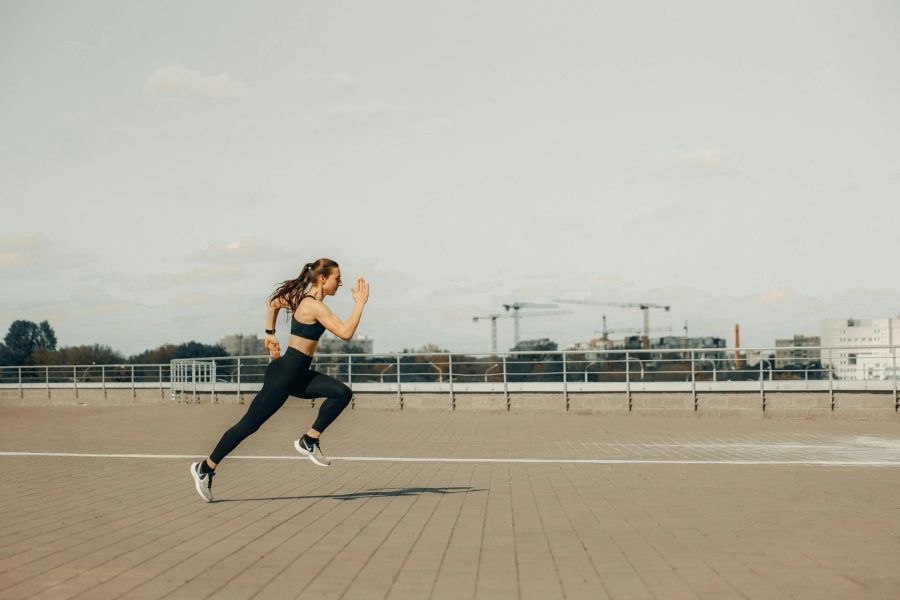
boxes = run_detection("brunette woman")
[190,258,369,502]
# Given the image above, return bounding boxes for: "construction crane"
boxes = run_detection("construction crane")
[555,299,671,349]
[597,315,672,340]
[501,302,559,347]
[474,310,568,352]
[472,314,502,353]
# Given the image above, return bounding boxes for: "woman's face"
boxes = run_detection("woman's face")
[322,269,342,296]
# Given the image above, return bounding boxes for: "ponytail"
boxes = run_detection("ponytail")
[269,258,340,314]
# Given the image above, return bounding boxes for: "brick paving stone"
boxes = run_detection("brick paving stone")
[1,406,900,599]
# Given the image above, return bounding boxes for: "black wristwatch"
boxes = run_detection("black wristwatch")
[265,329,276,335]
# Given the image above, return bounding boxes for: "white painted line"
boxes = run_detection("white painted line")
[0,451,899,467]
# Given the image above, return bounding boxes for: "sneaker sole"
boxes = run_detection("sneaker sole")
[294,439,331,467]
[189,462,213,502]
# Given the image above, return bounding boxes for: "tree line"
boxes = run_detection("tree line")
[0,320,227,366]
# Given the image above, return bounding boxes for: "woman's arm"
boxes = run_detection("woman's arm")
[265,298,291,359]
[267,297,290,331]
[314,278,369,341]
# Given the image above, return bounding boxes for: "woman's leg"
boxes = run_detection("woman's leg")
[207,357,298,465]
[289,371,351,467]
[289,370,353,437]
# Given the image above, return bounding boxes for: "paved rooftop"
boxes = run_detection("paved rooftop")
[1,405,899,599]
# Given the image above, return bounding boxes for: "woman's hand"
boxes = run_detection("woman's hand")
[264,334,281,359]
[351,277,369,305]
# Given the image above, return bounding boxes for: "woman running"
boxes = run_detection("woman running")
[190,258,369,502]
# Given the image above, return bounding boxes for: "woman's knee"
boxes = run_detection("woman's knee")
[336,384,352,406]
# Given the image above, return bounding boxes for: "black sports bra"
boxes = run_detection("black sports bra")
[291,313,326,341]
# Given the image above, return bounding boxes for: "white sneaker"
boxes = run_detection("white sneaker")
[190,461,215,502]
[294,437,331,467]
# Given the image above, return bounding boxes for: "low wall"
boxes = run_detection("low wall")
[0,386,169,407]
[3,387,897,421]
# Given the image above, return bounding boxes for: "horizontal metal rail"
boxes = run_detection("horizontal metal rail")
[1,345,896,408]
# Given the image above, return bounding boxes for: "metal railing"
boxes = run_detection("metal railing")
[2,345,897,408]
[0,363,171,398]
[162,345,899,405]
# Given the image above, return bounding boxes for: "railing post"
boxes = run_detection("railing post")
[102,365,107,398]
[396,355,402,410]
[346,355,354,409]
[236,357,243,404]
[448,353,455,410]
[892,345,898,411]
[179,362,184,402]
[158,364,163,399]
[828,361,834,409]
[625,351,632,412]
[192,360,197,403]
[759,359,765,411]
[46,366,50,399]
[691,350,697,411]
[131,364,136,398]
[502,354,509,411]
[562,352,569,411]
[18,366,22,398]
[73,365,78,399]
[211,360,217,404]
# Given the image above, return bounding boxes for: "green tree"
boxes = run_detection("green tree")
[128,344,180,364]
[128,341,227,363]
[172,341,228,359]
[33,344,125,365]
[1,320,57,366]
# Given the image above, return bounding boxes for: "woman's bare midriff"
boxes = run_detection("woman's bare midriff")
[288,335,317,357]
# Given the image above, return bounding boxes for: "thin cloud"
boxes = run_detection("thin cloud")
[172,292,210,306]
[0,232,44,269]
[0,233,87,273]
[145,265,242,289]
[144,64,246,100]
[308,71,362,86]
[828,288,900,311]
[189,237,284,265]
[92,301,143,317]
[669,148,741,175]
[752,287,824,311]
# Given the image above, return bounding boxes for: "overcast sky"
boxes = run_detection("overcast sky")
[1,1,898,356]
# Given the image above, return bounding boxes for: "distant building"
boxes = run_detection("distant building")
[820,318,899,380]
[563,338,614,360]
[617,336,726,360]
[316,334,374,354]
[774,335,821,368]
[565,337,614,351]
[742,350,767,368]
[512,338,557,352]
[219,334,265,357]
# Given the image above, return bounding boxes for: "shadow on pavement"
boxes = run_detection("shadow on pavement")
[216,486,486,503]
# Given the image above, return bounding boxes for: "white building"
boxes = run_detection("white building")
[820,318,899,380]
[316,334,374,354]
[219,334,266,356]
[774,335,821,368]
[564,337,615,357]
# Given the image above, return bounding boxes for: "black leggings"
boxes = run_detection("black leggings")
[209,347,352,464]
